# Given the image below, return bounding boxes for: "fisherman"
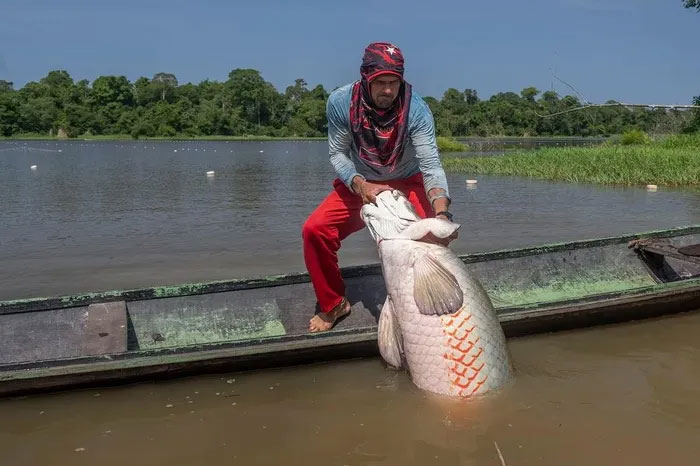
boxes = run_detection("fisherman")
[303,42,455,332]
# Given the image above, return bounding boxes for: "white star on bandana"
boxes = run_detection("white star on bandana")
[386,46,396,55]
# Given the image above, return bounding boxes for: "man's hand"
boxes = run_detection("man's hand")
[352,177,393,205]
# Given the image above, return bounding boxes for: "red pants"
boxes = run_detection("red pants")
[302,173,433,313]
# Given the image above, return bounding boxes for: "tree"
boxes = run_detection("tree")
[0,80,13,92]
[0,92,19,135]
[92,75,134,106]
[152,72,178,102]
[464,88,479,105]
[226,68,281,130]
[40,70,73,89]
[177,83,200,105]
[40,70,74,104]
[684,0,699,10]
[520,87,540,102]
[133,77,156,106]
[441,88,466,115]
[285,78,309,104]
[19,97,58,133]
[684,95,700,133]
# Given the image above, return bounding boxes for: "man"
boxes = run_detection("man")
[303,42,454,332]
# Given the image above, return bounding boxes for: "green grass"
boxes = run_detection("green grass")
[437,136,468,153]
[619,129,651,145]
[443,133,700,187]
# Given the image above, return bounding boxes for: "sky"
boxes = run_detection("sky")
[1,0,698,104]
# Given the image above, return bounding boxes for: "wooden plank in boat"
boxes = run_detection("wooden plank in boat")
[84,301,127,356]
[0,301,127,364]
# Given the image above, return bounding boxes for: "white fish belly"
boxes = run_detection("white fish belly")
[380,240,513,397]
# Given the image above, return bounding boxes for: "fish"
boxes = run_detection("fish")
[361,190,513,397]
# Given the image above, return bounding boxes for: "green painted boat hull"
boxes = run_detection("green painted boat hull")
[2,225,700,397]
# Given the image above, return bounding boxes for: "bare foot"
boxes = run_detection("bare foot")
[309,298,351,332]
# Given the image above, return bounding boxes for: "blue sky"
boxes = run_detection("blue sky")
[1,0,698,104]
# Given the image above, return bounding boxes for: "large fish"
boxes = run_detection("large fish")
[361,190,513,397]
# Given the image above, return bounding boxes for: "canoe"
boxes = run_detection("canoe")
[2,225,700,397]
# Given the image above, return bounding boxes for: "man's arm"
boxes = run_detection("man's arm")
[327,91,364,191]
[409,100,452,218]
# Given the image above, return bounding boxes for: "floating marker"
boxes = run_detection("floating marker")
[466,179,478,185]
[646,184,658,191]
[259,150,264,153]
[30,165,37,170]
[206,171,215,177]
[173,149,178,152]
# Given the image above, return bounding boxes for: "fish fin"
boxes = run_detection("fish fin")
[413,251,463,316]
[378,297,404,369]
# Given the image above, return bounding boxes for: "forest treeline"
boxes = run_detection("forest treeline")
[0,70,698,138]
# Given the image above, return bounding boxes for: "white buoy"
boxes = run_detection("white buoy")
[646,184,658,191]
[259,150,264,153]
[30,165,37,170]
[206,171,215,177]
[173,149,178,152]
[466,179,478,185]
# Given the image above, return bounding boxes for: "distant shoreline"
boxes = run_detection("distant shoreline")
[0,134,327,142]
[0,134,609,143]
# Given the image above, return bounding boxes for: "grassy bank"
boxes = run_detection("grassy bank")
[437,136,468,153]
[442,133,700,187]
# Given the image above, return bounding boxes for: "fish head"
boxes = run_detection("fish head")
[360,190,421,242]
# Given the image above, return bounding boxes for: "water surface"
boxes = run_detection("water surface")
[1,140,698,300]
[1,310,699,465]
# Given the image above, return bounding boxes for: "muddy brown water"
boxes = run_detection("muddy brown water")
[2,311,700,466]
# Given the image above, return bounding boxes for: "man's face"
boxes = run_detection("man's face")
[369,75,402,109]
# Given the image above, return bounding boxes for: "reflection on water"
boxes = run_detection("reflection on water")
[1,140,699,300]
[1,310,700,466]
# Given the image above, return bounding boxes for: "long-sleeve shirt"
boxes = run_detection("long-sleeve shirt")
[327,83,450,198]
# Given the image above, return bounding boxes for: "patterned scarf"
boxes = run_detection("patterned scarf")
[349,42,412,175]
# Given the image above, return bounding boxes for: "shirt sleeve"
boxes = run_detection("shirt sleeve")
[327,91,363,190]
[409,99,450,199]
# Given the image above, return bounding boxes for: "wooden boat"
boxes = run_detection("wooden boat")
[2,225,700,397]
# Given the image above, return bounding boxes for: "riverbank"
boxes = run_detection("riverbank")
[442,134,700,187]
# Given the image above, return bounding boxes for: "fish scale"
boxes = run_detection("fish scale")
[364,190,514,398]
